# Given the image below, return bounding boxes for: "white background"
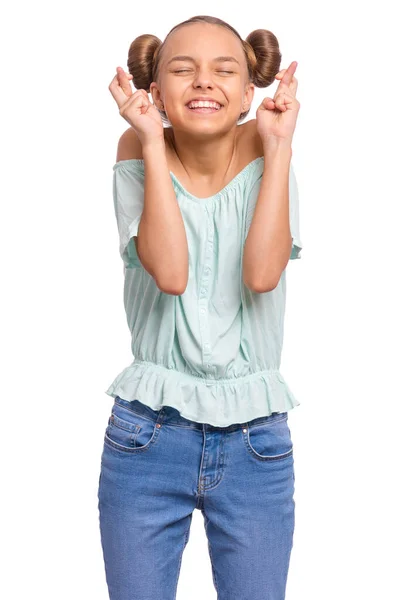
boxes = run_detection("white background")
[2,1,400,598]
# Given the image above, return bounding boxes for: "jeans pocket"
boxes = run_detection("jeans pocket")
[104,399,163,453]
[243,413,293,461]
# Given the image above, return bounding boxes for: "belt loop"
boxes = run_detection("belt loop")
[157,406,166,426]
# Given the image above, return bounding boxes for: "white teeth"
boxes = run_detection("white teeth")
[187,100,221,109]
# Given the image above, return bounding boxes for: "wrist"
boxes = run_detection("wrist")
[262,137,292,158]
[141,136,166,155]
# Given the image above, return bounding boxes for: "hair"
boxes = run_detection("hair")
[127,15,282,124]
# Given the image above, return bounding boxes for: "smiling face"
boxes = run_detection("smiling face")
[150,23,255,135]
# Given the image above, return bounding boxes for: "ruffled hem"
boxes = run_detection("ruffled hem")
[291,237,303,260]
[105,359,300,427]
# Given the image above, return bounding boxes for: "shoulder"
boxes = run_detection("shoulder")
[116,127,172,162]
[116,127,143,161]
[115,121,263,163]
[239,119,264,159]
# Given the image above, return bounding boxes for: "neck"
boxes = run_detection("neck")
[167,125,240,180]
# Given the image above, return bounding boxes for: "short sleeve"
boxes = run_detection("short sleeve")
[287,163,303,259]
[244,159,303,260]
[112,160,145,269]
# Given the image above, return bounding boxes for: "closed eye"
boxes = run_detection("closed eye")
[173,70,235,74]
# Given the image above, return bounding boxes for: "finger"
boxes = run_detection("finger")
[130,87,149,99]
[275,74,298,98]
[257,97,276,111]
[116,66,133,80]
[280,61,297,86]
[119,91,150,116]
[117,69,133,80]
[275,62,297,77]
[109,78,147,110]
[116,67,133,96]
[275,62,298,96]
[264,97,276,108]
[273,92,287,111]
[109,74,129,107]
[274,92,295,111]
[108,71,132,96]
[275,72,298,87]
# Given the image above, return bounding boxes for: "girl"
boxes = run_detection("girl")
[98,14,303,600]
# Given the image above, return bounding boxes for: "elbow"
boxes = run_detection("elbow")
[159,285,187,296]
[156,275,188,296]
[244,273,281,294]
[245,281,278,294]
[243,258,287,294]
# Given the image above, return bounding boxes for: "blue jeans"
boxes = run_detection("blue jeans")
[97,396,296,600]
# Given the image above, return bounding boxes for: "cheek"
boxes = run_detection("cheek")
[220,83,244,104]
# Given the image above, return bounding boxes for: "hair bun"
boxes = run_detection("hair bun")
[127,33,162,92]
[245,29,282,88]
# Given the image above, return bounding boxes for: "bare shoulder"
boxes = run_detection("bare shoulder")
[239,118,264,159]
[116,127,143,162]
[116,127,172,162]
[115,122,262,164]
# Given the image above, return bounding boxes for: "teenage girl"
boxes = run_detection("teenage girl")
[98,14,303,600]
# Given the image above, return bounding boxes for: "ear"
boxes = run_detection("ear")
[149,82,163,109]
[242,82,255,112]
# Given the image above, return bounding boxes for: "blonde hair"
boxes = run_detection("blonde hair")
[127,15,282,123]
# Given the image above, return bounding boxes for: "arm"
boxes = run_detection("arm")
[242,140,293,293]
[117,128,189,295]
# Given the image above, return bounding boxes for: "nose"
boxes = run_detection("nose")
[192,67,214,89]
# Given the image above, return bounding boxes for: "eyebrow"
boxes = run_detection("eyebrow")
[166,55,240,66]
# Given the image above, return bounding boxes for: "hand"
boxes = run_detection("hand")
[108,67,164,145]
[256,61,300,144]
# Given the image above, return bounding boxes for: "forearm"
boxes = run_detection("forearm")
[242,140,293,293]
[137,139,189,294]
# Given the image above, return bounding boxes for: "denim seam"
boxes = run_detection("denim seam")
[107,423,137,449]
[198,435,227,492]
[104,432,157,454]
[248,415,288,428]
[110,416,141,433]
[243,436,294,462]
[204,520,220,596]
[242,418,294,462]
[173,520,192,599]
[114,400,159,424]
[103,410,166,454]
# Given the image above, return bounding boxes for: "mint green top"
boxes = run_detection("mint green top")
[105,156,303,427]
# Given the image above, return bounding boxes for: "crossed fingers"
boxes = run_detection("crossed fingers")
[275,61,298,98]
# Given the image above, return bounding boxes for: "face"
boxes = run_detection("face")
[149,23,255,135]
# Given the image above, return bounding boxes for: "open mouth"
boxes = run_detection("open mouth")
[185,102,223,114]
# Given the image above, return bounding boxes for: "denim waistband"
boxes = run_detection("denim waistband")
[114,395,287,432]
